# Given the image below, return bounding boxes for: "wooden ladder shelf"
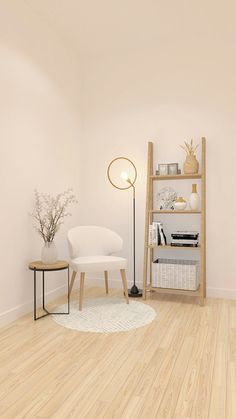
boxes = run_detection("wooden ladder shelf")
[143,138,206,305]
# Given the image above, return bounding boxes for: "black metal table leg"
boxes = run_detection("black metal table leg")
[30,261,70,321]
[42,271,45,310]
[34,269,36,321]
[33,269,49,320]
[42,270,50,316]
[67,266,70,315]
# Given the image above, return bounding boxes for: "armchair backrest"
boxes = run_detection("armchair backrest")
[67,226,123,259]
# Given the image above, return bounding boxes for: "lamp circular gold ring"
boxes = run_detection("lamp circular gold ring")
[107,157,137,190]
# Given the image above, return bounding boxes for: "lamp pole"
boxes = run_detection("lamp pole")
[107,157,142,297]
[128,180,142,297]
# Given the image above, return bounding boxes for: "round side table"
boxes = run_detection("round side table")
[29,260,70,321]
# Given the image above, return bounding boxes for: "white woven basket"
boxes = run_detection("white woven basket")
[152,258,199,291]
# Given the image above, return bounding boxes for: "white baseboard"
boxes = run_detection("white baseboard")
[1,280,236,328]
[0,285,67,328]
[0,276,135,328]
[84,277,236,300]
[206,287,236,299]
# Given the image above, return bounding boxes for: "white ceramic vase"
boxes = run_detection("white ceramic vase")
[174,197,187,211]
[189,184,200,210]
[41,241,57,264]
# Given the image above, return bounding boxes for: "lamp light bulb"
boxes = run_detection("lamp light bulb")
[121,171,129,181]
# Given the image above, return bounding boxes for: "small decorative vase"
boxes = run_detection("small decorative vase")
[41,241,57,264]
[174,197,187,210]
[183,154,199,174]
[189,184,200,210]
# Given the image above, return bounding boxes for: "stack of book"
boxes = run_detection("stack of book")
[149,222,167,246]
[171,231,199,247]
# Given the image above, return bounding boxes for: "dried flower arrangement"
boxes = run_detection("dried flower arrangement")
[30,189,78,243]
[180,139,199,174]
[180,139,199,156]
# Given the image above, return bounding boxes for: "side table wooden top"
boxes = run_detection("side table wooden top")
[29,260,69,271]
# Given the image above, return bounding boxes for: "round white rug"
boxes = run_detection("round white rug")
[53,298,156,333]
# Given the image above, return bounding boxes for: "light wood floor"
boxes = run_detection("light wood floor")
[0,287,235,419]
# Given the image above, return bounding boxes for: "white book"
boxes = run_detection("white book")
[159,227,166,246]
[152,222,159,245]
[149,225,153,245]
[152,223,158,245]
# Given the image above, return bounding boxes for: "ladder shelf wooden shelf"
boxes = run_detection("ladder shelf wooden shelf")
[150,173,202,180]
[143,138,206,305]
[147,286,200,297]
[150,210,201,214]
[147,244,201,250]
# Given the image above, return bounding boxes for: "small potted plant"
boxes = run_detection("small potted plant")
[180,139,199,174]
[30,189,77,264]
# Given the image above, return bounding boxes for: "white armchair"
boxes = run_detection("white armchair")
[67,226,129,310]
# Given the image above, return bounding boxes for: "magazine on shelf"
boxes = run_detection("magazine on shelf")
[171,231,199,240]
[171,242,199,247]
[171,230,199,236]
[171,239,199,245]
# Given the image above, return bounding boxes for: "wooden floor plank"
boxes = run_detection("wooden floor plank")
[190,299,221,419]
[0,289,235,419]
[226,300,236,419]
[105,298,198,419]
[85,298,184,419]
[208,300,228,419]
[150,302,200,418]
[171,300,209,419]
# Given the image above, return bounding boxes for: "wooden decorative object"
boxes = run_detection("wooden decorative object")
[183,154,199,174]
[181,140,199,174]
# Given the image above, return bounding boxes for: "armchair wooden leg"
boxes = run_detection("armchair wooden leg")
[79,272,85,311]
[120,269,129,304]
[69,271,77,297]
[104,271,109,294]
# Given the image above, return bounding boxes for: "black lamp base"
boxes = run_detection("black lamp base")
[128,284,143,298]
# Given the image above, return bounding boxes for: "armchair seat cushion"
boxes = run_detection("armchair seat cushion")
[70,255,127,273]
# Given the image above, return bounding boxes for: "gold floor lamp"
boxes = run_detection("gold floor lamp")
[107,157,142,297]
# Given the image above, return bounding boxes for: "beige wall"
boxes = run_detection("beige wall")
[0,1,81,324]
[80,41,236,298]
[1,1,236,326]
